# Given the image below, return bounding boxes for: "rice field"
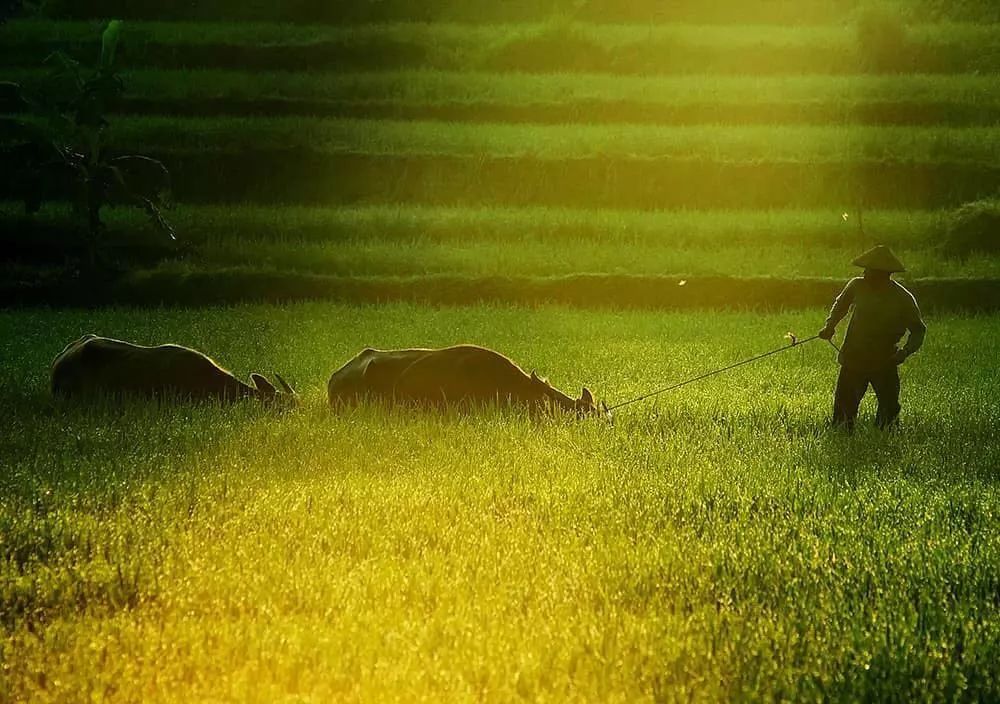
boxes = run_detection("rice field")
[6,203,992,279]
[13,68,1000,126]
[2,304,1000,702]
[11,204,999,300]
[94,117,1000,162]
[10,118,987,209]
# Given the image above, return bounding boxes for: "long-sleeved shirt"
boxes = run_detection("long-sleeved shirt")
[824,277,926,371]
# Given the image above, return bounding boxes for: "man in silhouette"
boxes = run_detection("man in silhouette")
[819,245,926,430]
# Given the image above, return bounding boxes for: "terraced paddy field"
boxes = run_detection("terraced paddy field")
[5,12,1000,301]
[6,203,1000,282]
[61,118,1000,208]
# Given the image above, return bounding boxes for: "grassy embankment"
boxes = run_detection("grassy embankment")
[7,203,1000,309]
[2,304,999,702]
[1,203,993,279]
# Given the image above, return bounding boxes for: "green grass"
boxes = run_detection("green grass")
[98,116,1000,163]
[9,203,1000,283]
[83,118,1000,208]
[4,19,1000,74]
[0,202,887,246]
[189,238,1000,279]
[2,303,999,701]
[8,118,998,209]
[108,71,1000,126]
[12,68,1000,125]
[10,204,1000,312]
[27,203,949,248]
[2,203,982,279]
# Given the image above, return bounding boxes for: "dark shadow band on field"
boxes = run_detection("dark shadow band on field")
[5,151,1000,210]
[6,271,1000,312]
[109,99,1000,128]
[154,153,1000,211]
[2,31,993,76]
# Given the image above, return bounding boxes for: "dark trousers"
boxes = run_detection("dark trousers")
[832,365,901,430]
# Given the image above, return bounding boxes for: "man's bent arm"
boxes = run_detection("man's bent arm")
[902,302,927,357]
[823,279,858,332]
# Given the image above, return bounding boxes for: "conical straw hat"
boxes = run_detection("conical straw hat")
[852,245,905,272]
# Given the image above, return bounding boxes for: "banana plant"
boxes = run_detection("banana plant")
[0,20,174,265]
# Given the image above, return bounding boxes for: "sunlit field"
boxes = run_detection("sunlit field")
[4,0,1000,699]
[2,304,999,702]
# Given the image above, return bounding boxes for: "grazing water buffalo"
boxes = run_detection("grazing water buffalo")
[327,344,605,416]
[51,334,296,403]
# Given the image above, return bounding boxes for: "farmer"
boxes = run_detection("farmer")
[818,245,926,429]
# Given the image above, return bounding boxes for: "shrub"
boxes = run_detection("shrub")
[0,20,174,266]
[943,199,1000,257]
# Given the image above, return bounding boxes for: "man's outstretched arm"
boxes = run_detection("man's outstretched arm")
[819,278,859,339]
[901,299,927,358]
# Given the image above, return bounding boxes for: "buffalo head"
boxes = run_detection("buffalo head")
[250,372,298,406]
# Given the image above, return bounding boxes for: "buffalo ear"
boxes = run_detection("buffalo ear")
[274,372,296,396]
[580,387,594,405]
[250,373,276,395]
[530,370,539,381]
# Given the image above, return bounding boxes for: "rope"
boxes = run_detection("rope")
[608,334,827,411]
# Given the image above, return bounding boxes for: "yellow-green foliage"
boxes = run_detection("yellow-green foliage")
[2,304,999,701]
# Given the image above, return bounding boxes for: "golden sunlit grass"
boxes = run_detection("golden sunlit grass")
[2,304,999,702]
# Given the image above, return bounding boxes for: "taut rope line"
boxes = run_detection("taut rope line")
[607,335,834,412]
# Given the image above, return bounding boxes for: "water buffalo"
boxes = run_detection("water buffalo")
[51,334,296,403]
[327,344,605,416]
